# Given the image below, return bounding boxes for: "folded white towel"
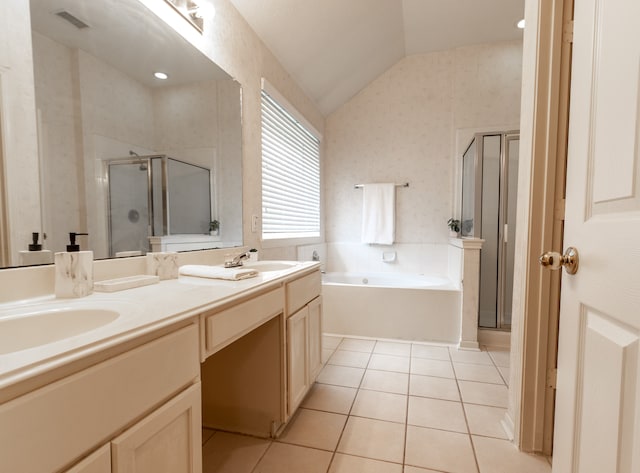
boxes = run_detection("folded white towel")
[361,183,396,244]
[179,265,259,280]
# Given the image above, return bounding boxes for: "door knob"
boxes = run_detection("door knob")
[539,247,579,274]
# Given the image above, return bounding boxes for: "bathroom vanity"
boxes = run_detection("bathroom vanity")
[0,261,322,473]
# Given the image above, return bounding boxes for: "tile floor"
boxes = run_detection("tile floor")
[202,335,551,473]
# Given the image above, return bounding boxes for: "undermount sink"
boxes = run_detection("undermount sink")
[241,261,300,272]
[0,308,120,355]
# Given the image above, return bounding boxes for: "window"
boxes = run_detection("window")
[261,82,321,241]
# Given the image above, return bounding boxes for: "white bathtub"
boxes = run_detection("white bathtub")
[322,272,461,343]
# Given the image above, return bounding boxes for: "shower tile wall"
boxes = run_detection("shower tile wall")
[324,40,523,246]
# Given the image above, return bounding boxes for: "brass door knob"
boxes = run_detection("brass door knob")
[539,247,579,275]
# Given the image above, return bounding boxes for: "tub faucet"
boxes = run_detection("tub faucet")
[312,250,320,261]
[225,251,250,268]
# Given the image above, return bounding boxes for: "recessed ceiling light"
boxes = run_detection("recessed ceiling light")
[517,19,525,29]
[154,72,169,80]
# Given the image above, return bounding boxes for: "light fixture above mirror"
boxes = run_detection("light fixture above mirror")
[163,0,216,33]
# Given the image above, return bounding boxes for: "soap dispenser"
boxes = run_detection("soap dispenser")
[18,232,54,265]
[66,232,88,252]
[55,232,93,298]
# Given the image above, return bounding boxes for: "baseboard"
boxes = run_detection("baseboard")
[501,411,515,441]
[478,328,511,347]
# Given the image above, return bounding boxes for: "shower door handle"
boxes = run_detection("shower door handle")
[539,247,579,275]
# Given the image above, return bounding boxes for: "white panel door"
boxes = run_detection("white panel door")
[553,0,640,472]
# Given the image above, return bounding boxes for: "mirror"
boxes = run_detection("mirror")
[8,0,243,267]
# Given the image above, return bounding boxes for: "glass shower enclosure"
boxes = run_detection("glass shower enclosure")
[461,132,520,330]
[107,155,211,257]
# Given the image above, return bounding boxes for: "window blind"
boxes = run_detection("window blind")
[261,89,320,239]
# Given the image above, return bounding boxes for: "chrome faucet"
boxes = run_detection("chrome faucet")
[224,251,250,268]
[312,250,320,261]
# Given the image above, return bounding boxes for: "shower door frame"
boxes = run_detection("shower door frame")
[105,154,213,257]
[104,155,164,258]
[496,132,520,330]
[462,131,519,331]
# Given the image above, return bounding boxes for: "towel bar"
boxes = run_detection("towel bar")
[354,182,409,189]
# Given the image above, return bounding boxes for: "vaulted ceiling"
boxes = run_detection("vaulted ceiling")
[228,0,525,115]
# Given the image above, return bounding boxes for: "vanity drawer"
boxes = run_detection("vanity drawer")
[0,323,200,473]
[286,270,321,315]
[203,287,284,358]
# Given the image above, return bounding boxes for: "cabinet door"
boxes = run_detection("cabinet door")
[307,296,323,382]
[64,444,111,473]
[111,383,202,473]
[287,307,309,414]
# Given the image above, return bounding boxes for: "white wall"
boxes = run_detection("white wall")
[325,40,523,249]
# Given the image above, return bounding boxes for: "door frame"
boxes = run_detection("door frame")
[507,0,573,455]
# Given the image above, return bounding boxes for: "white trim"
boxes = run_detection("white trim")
[478,328,511,347]
[261,235,322,249]
[261,78,322,140]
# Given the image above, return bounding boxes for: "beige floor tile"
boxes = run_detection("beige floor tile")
[322,348,335,364]
[374,341,412,357]
[464,404,508,439]
[458,380,508,408]
[449,348,494,365]
[202,428,215,445]
[472,435,551,473]
[323,335,343,350]
[403,467,443,473]
[329,453,403,473]
[497,365,510,385]
[411,344,451,361]
[337,416,406,463]
[329,349,371,368]
[409,374,460,401]
[453,363,504,384]
[317,364,365,388]
[253,442,332,473]
[278,408,347,451]
[339,338,376,353]
[301,383,357,414]
[486,346,511,367]
[407,396,467,433]
[410,358,455,378]
[351,389,408,423]
[361,369,409,395]
[368,353,410,373]
[405,425,478,473]
[202,431,270,473]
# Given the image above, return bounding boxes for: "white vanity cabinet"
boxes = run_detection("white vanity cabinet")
[285,271,323,417]
[65,445,111,473]
[111,383,201,473]
[0,322,201,473]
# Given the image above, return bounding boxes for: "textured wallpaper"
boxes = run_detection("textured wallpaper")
[325,40,523,245]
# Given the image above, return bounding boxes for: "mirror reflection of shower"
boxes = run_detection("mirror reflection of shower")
[107,154,212,257]
[461,131,520,330]
[129,150,148,171]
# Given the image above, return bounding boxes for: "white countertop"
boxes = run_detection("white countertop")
[0,261,320,393]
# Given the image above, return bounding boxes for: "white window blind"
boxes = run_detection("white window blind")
[261,89,320,239]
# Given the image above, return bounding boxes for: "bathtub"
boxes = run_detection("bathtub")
[322,272,461,343]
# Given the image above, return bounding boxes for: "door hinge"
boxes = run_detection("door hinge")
[547,368,558,389]
[563,20,574,43]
